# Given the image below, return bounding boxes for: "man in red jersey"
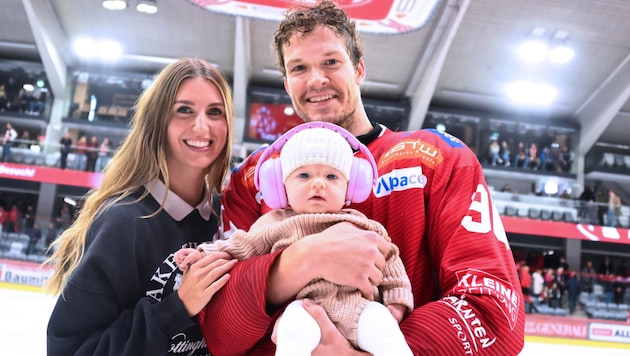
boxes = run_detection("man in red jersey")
[198,1,525,354]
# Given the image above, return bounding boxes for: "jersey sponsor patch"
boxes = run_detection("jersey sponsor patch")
[441,296,497,354]
[429,129,466,148]
[453,268,520,330]
[374,166,426,197]
[379,139,444,169]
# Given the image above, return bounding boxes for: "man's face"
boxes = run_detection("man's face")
[282,25,365,129]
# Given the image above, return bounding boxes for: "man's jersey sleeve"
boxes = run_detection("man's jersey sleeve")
[391,130,525,355]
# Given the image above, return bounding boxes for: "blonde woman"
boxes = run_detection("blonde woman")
[44,58,237,356]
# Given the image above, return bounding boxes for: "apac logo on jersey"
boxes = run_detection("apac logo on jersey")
[379,139,444,169]
[428,128,466,148]
[374,167,426,197]
[453,268,520,330]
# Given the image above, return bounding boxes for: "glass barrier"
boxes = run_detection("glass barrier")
[491,190,630,228]
[2,138,114,173]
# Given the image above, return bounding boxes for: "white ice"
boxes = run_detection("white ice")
[1,286,629,356]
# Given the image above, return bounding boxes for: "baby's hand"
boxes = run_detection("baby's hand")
[174,248,202,272]
[387,303,407,324]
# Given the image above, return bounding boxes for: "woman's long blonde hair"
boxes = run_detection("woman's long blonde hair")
[44,58,234,295]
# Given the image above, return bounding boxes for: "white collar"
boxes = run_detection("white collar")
[145,178,213,221]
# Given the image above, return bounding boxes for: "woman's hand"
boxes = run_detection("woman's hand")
[177,251,237,316]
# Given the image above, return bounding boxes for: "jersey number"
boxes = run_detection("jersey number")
[461,184,510,250]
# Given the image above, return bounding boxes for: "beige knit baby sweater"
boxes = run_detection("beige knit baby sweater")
[197,208,413,345]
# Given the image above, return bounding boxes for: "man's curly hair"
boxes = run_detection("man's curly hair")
[273,0,364,77]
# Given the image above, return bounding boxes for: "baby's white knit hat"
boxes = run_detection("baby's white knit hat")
[280,127,353,183]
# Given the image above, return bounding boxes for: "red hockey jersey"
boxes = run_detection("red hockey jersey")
[198,125,525,355]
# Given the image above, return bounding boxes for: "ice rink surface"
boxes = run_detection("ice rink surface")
[1,283,629,356]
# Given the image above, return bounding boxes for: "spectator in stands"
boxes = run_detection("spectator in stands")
[489,138,501,165]
[0,84,7,111]
[607,189,621,227]
[74,135,87,171]
[599,256,615,276]
[520,265,532,313]
[565,271,580,314]
[17,130,33,149]
[548,282,562,308]
[44,220,58,256]
[544,267,555,289]
[23,204,35,237]
[531,267,544,304]
[5,77,20,111]
[602,273,615,304]
[2,122,18,162]
[26,221,42,256]
[499,140,511,167]
[513,141,529,168]
[578,185,595,221]
[85,136,98,172]
[613,275,626,305]
[500,183,511,192]
[599,256,615,304]
[527,142,539,170]
[613,260,627,305]
[616,260,628,278]
[0,205,7,236]
[95,137,111,172]
[16,88,30,113]
[28,86,46,115]
[596,188,608,226]
[540,146,556,171]
[6,203,20,234]
[58,131,72,170]
[557,145,573,172]
[555,266,567,307]
[539,285,550,307]
[581,260,596,295]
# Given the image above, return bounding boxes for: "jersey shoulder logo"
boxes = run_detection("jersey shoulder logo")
[427,129,465,148]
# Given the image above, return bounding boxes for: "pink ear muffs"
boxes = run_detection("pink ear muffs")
[254,122,378,209]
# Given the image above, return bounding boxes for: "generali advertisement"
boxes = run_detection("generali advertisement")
[526,315,630,344]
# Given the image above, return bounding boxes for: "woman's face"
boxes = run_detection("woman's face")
[166,77,228,180]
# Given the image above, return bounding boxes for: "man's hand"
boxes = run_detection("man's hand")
[267,222,391,304]
[303,299,370,356]
[303,222,390,299]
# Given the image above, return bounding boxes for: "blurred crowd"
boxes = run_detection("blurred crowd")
[516,253,629,316]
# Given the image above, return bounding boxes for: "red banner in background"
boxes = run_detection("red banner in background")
[0,259,54,287]
[2,161,629,245]
[502,216,630,245]
[187,0,440,34]
[0,162,102,188]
